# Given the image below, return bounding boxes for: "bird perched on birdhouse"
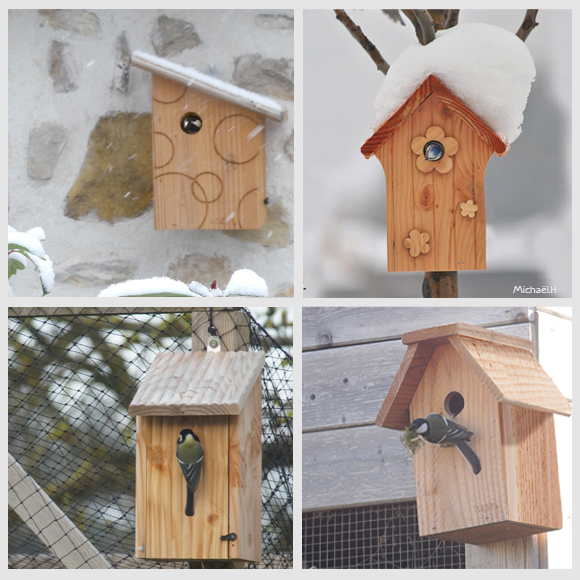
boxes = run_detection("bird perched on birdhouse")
[131,51,286,230]
[361,24,535,273]
[376,322,571,544]
[129,349,265,562]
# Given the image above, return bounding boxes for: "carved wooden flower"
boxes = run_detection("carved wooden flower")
[411,126,459,174]
[403,229,430,258]
[460,199,478,218]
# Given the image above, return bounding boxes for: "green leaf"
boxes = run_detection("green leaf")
[8,257,26,279]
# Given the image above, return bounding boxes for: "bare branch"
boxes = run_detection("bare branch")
[444,9,460,29]
[334,9,390,75]
[516,9,539,42]
[413,9,437,45]
[382,9,405,26]
[428,10,448,32]
[401,9,423,44]
[422,271,458,298]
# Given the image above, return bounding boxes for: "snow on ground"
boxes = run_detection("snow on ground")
[372,23,536,145]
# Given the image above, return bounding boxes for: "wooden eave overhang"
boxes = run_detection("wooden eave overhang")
[361,75,508,159]
[375,322,571,430]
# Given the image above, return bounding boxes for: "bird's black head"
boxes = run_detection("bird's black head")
[408,418,429,436]
[178,429,200,443]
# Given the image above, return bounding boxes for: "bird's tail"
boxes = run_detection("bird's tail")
[185,489,194,516]
[456,440,481,475]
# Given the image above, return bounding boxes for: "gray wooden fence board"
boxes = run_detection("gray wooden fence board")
[302,425,416,510]
[303,307,530,350]
[303,322,533,431]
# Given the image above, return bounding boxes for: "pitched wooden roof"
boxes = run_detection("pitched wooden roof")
[131,50,286,122]
[361,75,508,159]
[129,350,265,416]
[376,322,571,430]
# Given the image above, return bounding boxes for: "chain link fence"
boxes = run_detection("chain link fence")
[8,307,293,569]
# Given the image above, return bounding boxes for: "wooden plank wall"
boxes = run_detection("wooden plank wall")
[302,307,536,511]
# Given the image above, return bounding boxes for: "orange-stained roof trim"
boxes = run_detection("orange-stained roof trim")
[361,75,508,159]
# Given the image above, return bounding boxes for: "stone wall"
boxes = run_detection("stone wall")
[9,9,294,297]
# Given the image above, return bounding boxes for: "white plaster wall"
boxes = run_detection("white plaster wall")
[8,9,294,297]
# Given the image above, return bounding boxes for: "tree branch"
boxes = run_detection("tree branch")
[334,9,390,75]
[444,9,460,29]
[401,9,423,44]
[516,9,539,42]
[413,9,436,45]
[382,9,405,26]
[422,271,458,298]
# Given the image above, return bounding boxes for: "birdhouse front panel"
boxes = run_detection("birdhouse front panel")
[152,74,267,230]
[374,88,492,272]
[409,343,509,541]
[137,414,229,560]
[363,76,508,273]
[132,350,265,562]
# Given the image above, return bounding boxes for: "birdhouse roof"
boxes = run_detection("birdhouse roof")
[131,50,286,122]
[361,75,507,159]
[376,322,571,430]
[129,350,265,416]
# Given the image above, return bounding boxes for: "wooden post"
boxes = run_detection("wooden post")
[191,308,250,352]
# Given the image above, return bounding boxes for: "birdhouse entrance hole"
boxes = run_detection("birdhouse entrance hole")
[444,391,464,417]
[424,140,444,161]
[180,112,203,134]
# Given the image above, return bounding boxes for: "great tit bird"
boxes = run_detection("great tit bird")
[408,413,481,475]
[176,429,204,516]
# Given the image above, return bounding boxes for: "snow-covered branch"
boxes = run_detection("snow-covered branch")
[516,9,539,42]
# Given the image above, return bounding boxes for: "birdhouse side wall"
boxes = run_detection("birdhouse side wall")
[376,93,492,272]
[135,415,229,560]
[409,344,508,539]
[500,403,563,530]
[152,75,267,230]
[228,377,263,562]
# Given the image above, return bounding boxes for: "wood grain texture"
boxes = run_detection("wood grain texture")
[304,323,534,432]
[302,307,531,350]
[452,336,571,415]
[129,351,265,416]
[228,378,263,562]
[402,322,535,351]
[465,535,545,568]
[8,453,111,569]
[410,344,509,542]
[502,405,562,530]
[302,425,416,510]
[132,51,285,122]
[361,75,507,159]
[191,309,250,352]
[409,343,563,544]
[140,415,229,560]
[378,90,491,272]
[152,75,267,230]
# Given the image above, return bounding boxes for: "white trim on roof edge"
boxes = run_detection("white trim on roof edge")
[131,50,286,122]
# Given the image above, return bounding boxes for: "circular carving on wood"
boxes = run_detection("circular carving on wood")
[152,81,188,104]
[153,132,174,169]
[213,114,261,164]
[191,172,224,205]
[236,187,261,230]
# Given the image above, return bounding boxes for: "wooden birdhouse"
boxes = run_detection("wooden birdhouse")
[375,322,571,544]
[361,75,508,273]
[129,349,265,562]
[131,51,286,230]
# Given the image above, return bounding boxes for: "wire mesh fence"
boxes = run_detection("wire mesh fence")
[302,502,464,569]
[8,307,293,569]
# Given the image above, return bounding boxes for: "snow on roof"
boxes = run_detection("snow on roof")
[131,50,286,122]
[372,23,536,146]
